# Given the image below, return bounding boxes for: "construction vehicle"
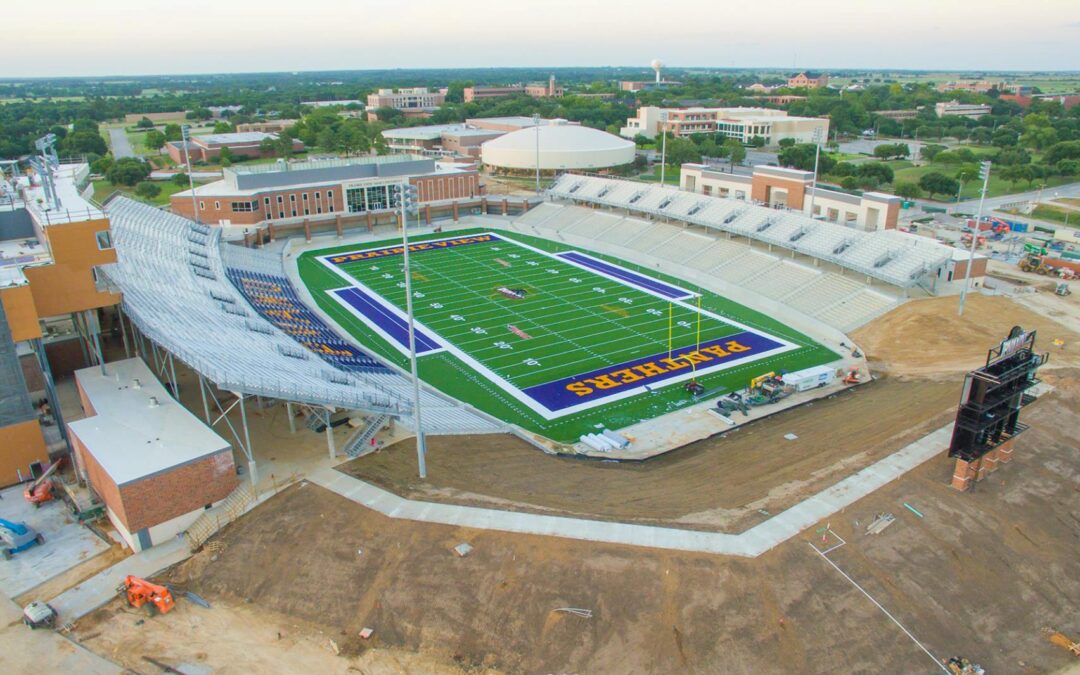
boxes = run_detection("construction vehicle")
[120,575,175,616]
[843,368,861,385]
[0,518,45,559]
[945,656,985,675]
[715,393,749,417]
[959,232,987,249]
[21,601,57,630]
[1056,282,1072,296]
[1020,253,1054,275]
[747,372,792,405]
[1043,627,1080,656]
[23,459,61,508]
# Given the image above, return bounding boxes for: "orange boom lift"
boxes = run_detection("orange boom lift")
[120,576,175,616]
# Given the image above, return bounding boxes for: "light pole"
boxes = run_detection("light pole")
[396,181,427,478]
[659,110,669,185]
[181,125,200,224]
[807,126,823,219]
[959,161,991,317]
[533,113,541,195]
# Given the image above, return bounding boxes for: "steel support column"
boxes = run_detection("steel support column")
[286,402,296,434]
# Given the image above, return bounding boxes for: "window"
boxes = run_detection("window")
[316,206,322,214]
[304,208,309,215]
[214,201,220,210]
[289,194,296,203]
[302,193,308,202]
[277,195,283,204]
[291,209,297,217]
[279,211,285,219]
[329,203,334,213]
[199,201,205,209]
[95,230,113,250]
[264,197,271,207]
[314,191,321,201]
[231,201,256,212]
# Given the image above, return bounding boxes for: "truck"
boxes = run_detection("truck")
[782,365,837,392]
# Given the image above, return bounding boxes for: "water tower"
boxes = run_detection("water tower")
[650,59,664,84]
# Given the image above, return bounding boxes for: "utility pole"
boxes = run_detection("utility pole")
[396,181,426,478]
[533,113,541,195]
[807,126,823,219]
[959,161,991,317]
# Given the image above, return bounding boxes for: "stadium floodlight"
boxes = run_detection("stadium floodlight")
[959,161,992,317]
[659,110,669,185]
[181,125,200,224]
[395,180,427,478]
[533,113,541,196]
[807,125,824,220]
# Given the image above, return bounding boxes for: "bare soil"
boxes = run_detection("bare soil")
[342,378,961,532]
[851,294,1080,377]
[72,377,1078,674]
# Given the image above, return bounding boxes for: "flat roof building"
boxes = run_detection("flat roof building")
[464,76,563,102]
[166,132,304,164]
[69,358,238,552]
[170,155,482,229]
[787,72,829,89]
[365,88,445,121]
[681,163,901,231]
[621,106,828,146]
[382,124,504,158]
[935,101,993,119]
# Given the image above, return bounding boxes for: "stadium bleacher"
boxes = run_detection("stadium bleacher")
[104,197,502,434]
[549,174,954,289]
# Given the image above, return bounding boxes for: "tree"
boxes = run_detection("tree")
[856,162,894,186]
[893,182,921,200]
[61,131,108,156]
[144,130,166,151]
[747,135,766,148]
[632,134,650,147]
[872,143,908,160]
[164,123,183,142]
[1055,159,1079,176]
[991,128,1018,147]
[920,144,947,161]
[664,136,701,166]
[778,143,835,174]
[969,127,993,144]
[777,137,796,148]
[995,148,1031,166]
[135,117,155,129]
[212,121,234,134]
[72,119,99,134]
[919,172,959,199]
[841,176,859,190]
[171,172,190,186]
[218,146,234,166]
[724,140,745,167]
[106,157,151,186]
[187,108,212,121]
[90,156,113,175]
[1044,141,1080,164]
[134,181,161,199]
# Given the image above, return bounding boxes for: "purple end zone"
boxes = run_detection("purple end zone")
[556,251,692,299]
[322,233,503,266]
[332,287,442,354]
[522,331,785,411]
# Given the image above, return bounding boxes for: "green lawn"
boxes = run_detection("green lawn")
[296,228,838,442]
[1015,204,1076,226]
[637,165,682,184]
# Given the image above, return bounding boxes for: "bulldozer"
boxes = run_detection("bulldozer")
[120,576,175,616]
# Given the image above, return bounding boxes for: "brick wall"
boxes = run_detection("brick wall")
[117,451,237,533]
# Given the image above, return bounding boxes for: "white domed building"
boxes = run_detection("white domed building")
[481,121,636,172]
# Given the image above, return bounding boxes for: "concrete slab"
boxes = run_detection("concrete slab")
[0,485,111,598]
[49,537,188,622]
[0,595,121,674]
[312,419,961,557]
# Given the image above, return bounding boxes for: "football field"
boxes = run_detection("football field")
[297,228,839,441]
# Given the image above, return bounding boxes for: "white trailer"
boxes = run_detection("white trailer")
[782,364,836,392]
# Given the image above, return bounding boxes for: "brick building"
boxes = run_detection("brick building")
[166,132,304,164]
[787,71,829,89]
[464,76,563,102]
[170,155,483,229]
[365,88,445,121]
[68,358,237,552]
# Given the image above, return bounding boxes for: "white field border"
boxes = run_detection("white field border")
[325,283,447,358]
[311,232,801,420]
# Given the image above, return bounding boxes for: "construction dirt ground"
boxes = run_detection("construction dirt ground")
[65,292,1080,674]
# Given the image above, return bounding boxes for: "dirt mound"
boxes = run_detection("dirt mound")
[852,294,1079,377]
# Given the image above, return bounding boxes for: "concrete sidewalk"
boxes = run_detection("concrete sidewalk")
[309,423,954,557]
[49,537,188,622]
[0,596,120,674]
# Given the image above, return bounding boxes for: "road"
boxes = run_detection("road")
[108,128,135,158]
[952,181,1080,212]
[837,138,927,157]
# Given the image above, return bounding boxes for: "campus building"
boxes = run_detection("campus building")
[381,117,574,159]
[935,101,993,119]
[787,72,829,88]
[481,122,635,172]
[365,88,446,120]
[166,132,304,164]
[234,120,298,134]
[680,164,901,231]
[619,80,682,92]
[464,76,563,102]
[169,155,482,229]
[620,106,829,146]
[0,161,119,486]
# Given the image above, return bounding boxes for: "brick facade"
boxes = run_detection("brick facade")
[171,172,482,227]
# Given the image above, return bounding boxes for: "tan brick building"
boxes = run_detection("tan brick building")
[166,132,304,164]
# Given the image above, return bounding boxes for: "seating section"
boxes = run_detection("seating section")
[783,274,866,314]
[105,197,502,434]
[712,251,779,284]
[813,289,898,331]
[549,174,954,288]
[742,261,822,301]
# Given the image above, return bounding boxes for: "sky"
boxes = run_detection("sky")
[6,0,1080,78]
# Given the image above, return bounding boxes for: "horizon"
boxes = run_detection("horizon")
[7,0,1080,78]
